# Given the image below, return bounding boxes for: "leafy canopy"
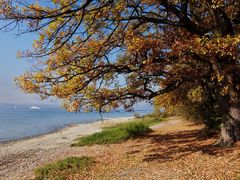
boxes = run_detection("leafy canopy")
[0,0,240,112]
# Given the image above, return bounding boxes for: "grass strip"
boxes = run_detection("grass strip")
[72,115,163,146]
[35,156,95,180]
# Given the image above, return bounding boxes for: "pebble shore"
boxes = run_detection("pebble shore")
[0,117,134,179]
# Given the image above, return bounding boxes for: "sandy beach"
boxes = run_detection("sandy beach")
[0,116,134,179]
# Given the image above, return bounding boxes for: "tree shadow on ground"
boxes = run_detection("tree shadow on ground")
[141,129,236,163]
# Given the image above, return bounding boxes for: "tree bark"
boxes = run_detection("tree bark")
[216,90,240,147]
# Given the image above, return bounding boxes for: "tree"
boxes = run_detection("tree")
[1,0,240,146]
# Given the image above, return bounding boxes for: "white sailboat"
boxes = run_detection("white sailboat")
[30,105,40,110]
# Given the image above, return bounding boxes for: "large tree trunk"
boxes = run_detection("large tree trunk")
[216,90,240,147]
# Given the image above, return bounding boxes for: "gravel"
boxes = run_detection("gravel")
[0,117,134,179]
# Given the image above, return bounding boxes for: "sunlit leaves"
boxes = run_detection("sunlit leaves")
[1,0,240,112]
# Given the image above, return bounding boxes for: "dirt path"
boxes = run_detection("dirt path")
[64,116,240,179]
[106,117,240,180]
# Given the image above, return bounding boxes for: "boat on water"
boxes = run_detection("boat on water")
[30,106,40,110]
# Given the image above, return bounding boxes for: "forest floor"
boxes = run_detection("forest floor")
[2,116,240,179]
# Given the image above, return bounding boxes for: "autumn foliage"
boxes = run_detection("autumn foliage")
[1,0,240,145]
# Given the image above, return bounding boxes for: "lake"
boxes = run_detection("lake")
[0,104,151,142]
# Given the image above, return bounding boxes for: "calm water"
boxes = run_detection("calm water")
[0,105,151,142]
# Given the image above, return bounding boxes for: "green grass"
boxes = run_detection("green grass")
[72,114,163,146]
[138,113,164,126]
[35,156,95,180]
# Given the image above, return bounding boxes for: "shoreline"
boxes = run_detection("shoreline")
[0,116,135,179]
[0,116,134,145]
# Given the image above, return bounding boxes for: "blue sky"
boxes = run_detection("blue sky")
[0,26,50,104]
